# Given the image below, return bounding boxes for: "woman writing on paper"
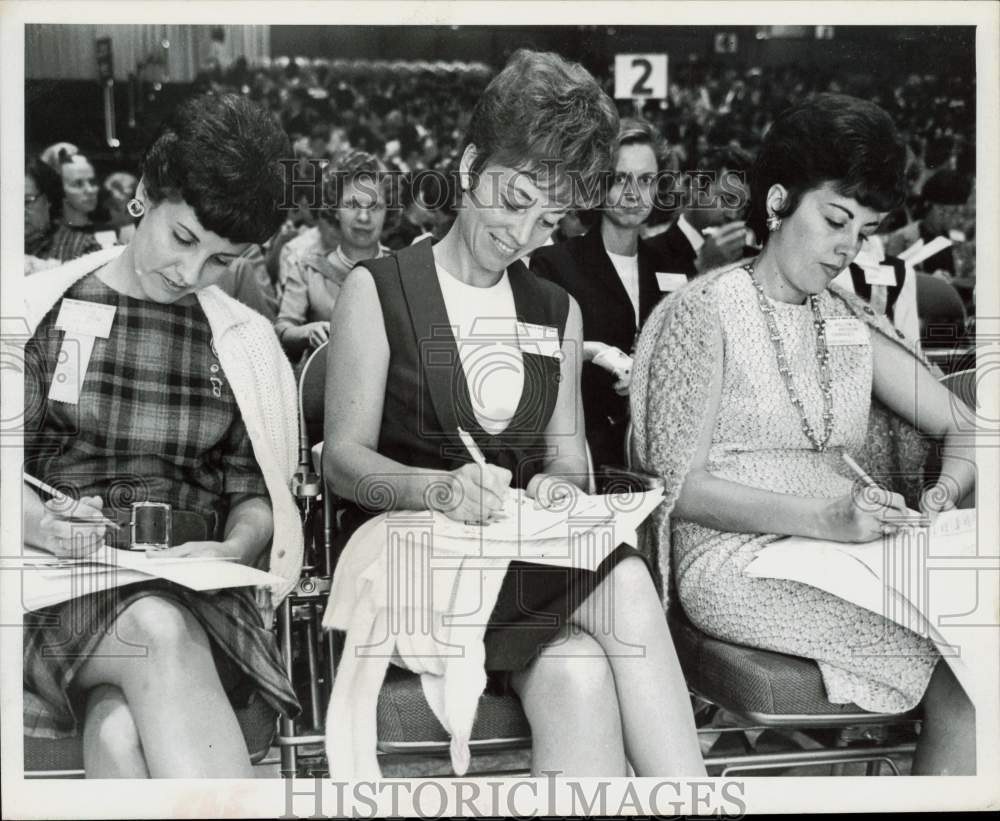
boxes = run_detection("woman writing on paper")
[323,49,704,777]
[22,94,302,778]
[632,93,975,774]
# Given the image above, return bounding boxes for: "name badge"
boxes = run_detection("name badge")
[55,298,117,337]
[824,317,869,347]
[50,299,116,405]
[655,272,688,292]
[863,264,897,287]
[94,230,119,249]
[515,321,561,358]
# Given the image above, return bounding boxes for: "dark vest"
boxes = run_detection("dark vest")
[360,239,570,495]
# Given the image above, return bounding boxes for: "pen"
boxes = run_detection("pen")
[456,427,487,468]
[840,453,927,525]
[23,473,121,530]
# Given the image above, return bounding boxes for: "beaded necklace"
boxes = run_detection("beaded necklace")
[744,263,834,452]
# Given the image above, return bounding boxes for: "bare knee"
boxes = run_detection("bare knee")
[516,630,615,710]
[83,685,142,763]
[115,596,208,658]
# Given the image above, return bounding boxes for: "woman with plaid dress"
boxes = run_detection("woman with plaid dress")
[22,94,302,778]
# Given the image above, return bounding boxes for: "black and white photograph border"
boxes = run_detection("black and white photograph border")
[1,0,998,817]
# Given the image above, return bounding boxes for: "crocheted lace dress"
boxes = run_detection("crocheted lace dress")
[673,268,938,713]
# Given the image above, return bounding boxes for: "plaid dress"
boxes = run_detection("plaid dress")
[23,272,300,739]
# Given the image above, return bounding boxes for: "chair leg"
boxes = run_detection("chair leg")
[277,597,298,778]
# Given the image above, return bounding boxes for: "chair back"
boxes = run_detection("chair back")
[916,273,967,348]
[299,342,329,452]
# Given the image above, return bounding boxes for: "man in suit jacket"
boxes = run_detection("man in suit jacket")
[531,119,675,471]
[647,144,755,278]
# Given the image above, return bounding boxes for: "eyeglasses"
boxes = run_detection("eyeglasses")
[24,193,47,206]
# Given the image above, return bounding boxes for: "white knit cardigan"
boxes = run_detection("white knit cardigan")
[21,247,304,613]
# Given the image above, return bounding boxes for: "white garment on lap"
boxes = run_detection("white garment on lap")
[436,265,524,435]
[606,250,640,325]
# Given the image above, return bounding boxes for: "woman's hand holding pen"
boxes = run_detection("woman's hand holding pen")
[28,492,110,558]
[439,463,512,525]
[821,489,912,542]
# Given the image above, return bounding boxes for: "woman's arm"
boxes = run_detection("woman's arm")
[154,493,272,564]
[526,297,591,501]
[322,266,509,519]
[672,318,901,542]
[274,258,328,354]
[870,332,976,516]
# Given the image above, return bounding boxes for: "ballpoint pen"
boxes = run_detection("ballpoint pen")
[841,453,928,525]
[23,473,121,530]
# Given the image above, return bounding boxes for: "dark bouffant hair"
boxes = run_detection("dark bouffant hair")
[26,152,62,220]
[748,93,906,242]
[464,49,619,209]
[141,93,291,244]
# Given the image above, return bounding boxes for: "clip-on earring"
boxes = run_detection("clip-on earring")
[126,198,145,219]
[766,213,782,232]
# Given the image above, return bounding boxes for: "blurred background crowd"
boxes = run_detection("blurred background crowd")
[24,24,977,361]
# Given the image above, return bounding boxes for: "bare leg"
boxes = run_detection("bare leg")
[511,628,627,777]
[82,685,149,778]
[569,556,705,776]
[75,596,253,778]
[912,660,976,775]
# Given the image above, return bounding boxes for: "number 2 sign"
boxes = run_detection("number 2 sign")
[614,54,668,100]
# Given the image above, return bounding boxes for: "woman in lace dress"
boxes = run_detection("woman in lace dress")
[632,93,975,775]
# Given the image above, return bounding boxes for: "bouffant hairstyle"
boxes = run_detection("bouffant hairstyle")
[616,117,667,169]
[464,49,619,208]
[747,93,906,242]
[141,93,291,244]
[320,150,390,220]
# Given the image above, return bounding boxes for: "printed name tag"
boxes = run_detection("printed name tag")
[50,299,116,405]
[864,264,897,287]
[655,272,688,292]
[55,298,117,337]
[515,321,561,358]
[824,317,870,347]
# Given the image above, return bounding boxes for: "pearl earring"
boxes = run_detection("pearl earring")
[766,213,782,232]
[126,198,145,219]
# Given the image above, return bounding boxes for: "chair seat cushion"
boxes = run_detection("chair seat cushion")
[669,610,878,717]
[377,665,530,745]
[24,693,277,774]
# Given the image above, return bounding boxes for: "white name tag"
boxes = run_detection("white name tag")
[50,299,116,405]
[824,317,870,347]
[515,321,561,358]
[655,272,688,292]
[55,298,117,337]
[864,264,897,287]
[94,230,119,249]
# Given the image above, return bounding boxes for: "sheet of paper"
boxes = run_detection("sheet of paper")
[744,509,991,706]
[2,546,288,611]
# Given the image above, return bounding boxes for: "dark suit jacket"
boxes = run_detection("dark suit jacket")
[645,219,699,278]
[530,227,668,470]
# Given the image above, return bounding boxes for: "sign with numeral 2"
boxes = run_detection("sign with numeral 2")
[614,53,668,100]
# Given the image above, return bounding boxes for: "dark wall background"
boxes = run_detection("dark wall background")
[26,25,976,173]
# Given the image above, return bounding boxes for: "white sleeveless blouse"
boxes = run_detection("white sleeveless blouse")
[436,265,524,436]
